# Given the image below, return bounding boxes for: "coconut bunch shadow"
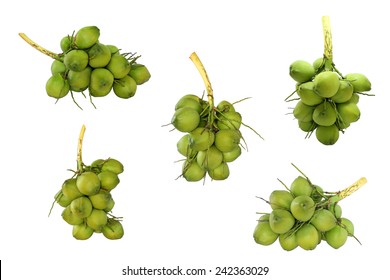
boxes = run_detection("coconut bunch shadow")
[19,26,151,110]
[253,163,367,251]
[165,52,263,183]
[49,125,125,240]
[285,16,374,145]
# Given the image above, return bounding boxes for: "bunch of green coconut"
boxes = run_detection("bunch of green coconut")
[20,26,151,109]
[172,94,246,181]
[288,57,372,145]
[49,125,125,240]
[253,164,366,250]
[52,158,125,240]
[170,52,262,182]
[286,16,373,145]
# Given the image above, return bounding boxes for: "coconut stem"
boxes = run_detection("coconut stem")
[189,52,214,109]
[322,16,333,65]
[19,32,62,60]
[325,177,367,205]
[77,124,86,173]
[337,177,367,200]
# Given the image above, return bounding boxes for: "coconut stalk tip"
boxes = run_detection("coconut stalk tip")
[189,52,214,108]
[338,177,367,200]
[322,16,333,62]
[19,32,60,60]
[77,124,86,172]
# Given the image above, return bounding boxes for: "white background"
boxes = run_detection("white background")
[1,0,388,279]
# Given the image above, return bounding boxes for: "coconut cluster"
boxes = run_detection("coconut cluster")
[253,175,356,250]
[289,58,371,145]
[171,94,245,182]
[53,158,124,240]
[46,26,151,108]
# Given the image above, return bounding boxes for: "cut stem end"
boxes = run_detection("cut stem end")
[77,125,86,172]
[189,52,214,108]
[19,33,61,60]
[322,16,333,62]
